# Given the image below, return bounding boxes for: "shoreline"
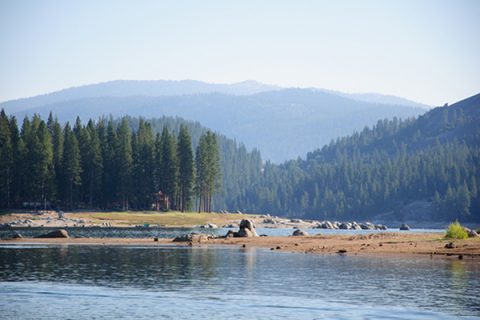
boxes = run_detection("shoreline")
[2,232,479,259]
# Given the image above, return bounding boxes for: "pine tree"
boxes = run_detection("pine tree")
[37,120,54,209]
[84,120,103,207]
[132,119,155,209]
[177,125,194,212]
[100,119,118,208]
[0,110,13,208]
[154,127,178,210]
[62,123,81,209]
[116,118,133,210]
[196,131,221,212]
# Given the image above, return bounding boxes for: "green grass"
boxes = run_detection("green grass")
[72,211,256,226]
[445,221,468,239]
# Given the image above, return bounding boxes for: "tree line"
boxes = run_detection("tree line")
[234,103,480,222]
[0,110,221,212]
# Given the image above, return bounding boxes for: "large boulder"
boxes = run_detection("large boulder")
[35,229,69,238]
[292,229,309,236]
[240,219,255,231]
[237,228,254,238]
[399,223,410,231]
[229,219,258,237]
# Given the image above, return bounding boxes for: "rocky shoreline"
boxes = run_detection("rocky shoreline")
[3,217,478,259]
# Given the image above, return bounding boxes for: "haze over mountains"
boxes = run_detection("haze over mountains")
[1,80,429,162]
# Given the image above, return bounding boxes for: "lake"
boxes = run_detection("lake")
[0,245,479,319]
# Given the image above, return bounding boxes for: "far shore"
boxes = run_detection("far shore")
[2,233,480,259]
[0,210,362,229]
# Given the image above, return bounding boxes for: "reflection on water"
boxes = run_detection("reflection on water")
[0,245,479,319]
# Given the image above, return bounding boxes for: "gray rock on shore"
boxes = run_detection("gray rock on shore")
[292,229,309,236]
[315,220,388,230]
[35,229,69,238]
[225,219,258,238]
[467,229,478,238]
[173,232,214,242]
[200,223,218,229]
[399,223,410,231]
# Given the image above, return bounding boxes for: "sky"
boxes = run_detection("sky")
[0,0,479,106]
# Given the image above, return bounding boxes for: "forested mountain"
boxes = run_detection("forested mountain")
[234,93,480,222]
[5,87,424,162]
[0,111,261,212]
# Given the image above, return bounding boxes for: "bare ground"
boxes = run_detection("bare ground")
[2,233,479,259]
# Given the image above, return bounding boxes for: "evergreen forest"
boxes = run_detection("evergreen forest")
[0,93,479,222]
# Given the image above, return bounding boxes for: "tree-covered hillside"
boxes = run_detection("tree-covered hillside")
[235,94,480,222]
[0,112,261,212]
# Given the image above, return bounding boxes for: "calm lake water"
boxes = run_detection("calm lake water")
[0,245,479,319]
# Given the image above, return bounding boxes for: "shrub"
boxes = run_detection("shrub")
[445,221,468,239]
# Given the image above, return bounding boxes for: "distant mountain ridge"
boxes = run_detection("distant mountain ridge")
[0,80,281,112]
[0,79,430,111]
[1,80,428,162]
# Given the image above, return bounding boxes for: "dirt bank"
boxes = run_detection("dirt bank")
[2,232,479,258]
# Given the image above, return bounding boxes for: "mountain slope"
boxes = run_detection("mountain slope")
[7,88,424,162]
[237,93,480,222]
[0,80,281,113]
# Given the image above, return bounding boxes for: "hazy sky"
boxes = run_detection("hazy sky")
[0,0,479,105]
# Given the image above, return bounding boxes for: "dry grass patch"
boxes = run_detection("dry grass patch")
[71,211,256,227]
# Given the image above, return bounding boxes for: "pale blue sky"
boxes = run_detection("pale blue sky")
[0,0,479,105]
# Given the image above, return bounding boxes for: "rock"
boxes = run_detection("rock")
[351,222,362,230]
[11,232,23,239]
[292,229,309,236]
[237,228,254,238]
[200,223,218,229]
[228,219,259,237]
[317,221,336,229]
[290,219,303,223]
[339,223,349,230]
[263,218,276,224]
[173,233,212,242]
[360,222,375,230]
[337,249,347,254]
[468,229,478,238]
[35,229,69,238]
[375,224,388,230]
[445,242,456,249]
[240,219,255,230]
[225,230,237,238]
[399,223,410,231]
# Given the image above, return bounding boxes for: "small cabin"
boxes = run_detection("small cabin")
[154,191,169,211]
